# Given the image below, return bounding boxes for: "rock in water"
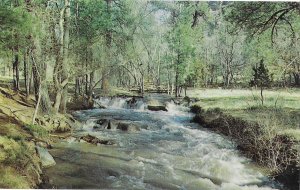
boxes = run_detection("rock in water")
[147,105,168,112]
[117,122,141,132]
[36,146,56,168]
[96,119,108,125]
[93,119,109,130]
[80,134,115,145]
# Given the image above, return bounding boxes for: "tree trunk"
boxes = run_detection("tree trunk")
[140,74,144,95]
[13,53,20,91]
[59,0,70,114]
[293,72,300,86]
[101,0,112,92]
[53,0,70,114]
[54,90,62,112]
[260,86,264,106]
[85,73,89,95]
[24,49,30,96]
[32,62,39,101]
[175,53,180,97]
[59,85,68,114]
[88,71,95,98]
[75,77,80,97]
[30,48,52,114]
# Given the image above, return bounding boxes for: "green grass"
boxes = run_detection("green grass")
[24,124,49,139]
[188,88,300,110]
[0,167,30,188]
[188,88,300,140]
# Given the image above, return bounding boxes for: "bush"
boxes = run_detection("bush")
[190,105,202,113]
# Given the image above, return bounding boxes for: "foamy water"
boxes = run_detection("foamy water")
[44,97,281,189]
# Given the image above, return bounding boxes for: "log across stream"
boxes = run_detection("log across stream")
[42,95,282,189]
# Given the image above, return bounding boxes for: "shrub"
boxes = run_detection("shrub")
[190,105,202,113]
[249,59,271,106]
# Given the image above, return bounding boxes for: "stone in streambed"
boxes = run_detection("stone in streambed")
[117,122,139,132]
[117,121,142,132]
[79,134,115,145]
[103,120,147,132]
[96,119,108,125]
[93,119,109,129]
[147,105,168,112]
[36,146,56,168]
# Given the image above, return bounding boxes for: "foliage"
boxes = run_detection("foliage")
[250,59,271,88]
[0,1,299,100]
[225,2,299,42]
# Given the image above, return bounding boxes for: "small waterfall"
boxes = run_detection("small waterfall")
[166,102,190,115]
[94,97,146,110]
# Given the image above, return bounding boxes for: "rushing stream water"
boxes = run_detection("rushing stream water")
[43,96,281,190]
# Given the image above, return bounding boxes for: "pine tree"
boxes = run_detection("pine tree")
[250,59,271,105]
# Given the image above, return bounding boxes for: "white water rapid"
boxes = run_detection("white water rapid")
[43,96,281,190]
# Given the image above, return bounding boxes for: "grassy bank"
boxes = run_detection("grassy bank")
[188,88,300,190]
[188,88,300,140]
[0,87,76,188]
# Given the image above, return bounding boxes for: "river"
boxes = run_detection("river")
[42,95,282,190]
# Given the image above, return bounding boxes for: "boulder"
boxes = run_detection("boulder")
[96,119,108,125]
[106,120,117,130]
[117,122,138,132]
[147,105,168,112]
[36,146,56,168]
[94,101,107,109]
[93,119,109,130]
[126,97,137,108]
[79,134,115,145]
[105,120,143,132]
[171,98,181,105]
[181,96,191,106]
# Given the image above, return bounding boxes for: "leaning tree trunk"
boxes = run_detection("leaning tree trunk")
[30,48,52,114]
[53,0,70,114]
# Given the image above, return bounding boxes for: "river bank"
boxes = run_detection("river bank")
[191,90,300,190]
[0,87,78,188]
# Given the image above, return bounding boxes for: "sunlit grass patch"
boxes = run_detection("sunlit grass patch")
[189,88,300,140]
[0,136,31,166]
[188,88,300,110]
[0,166,30,188]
